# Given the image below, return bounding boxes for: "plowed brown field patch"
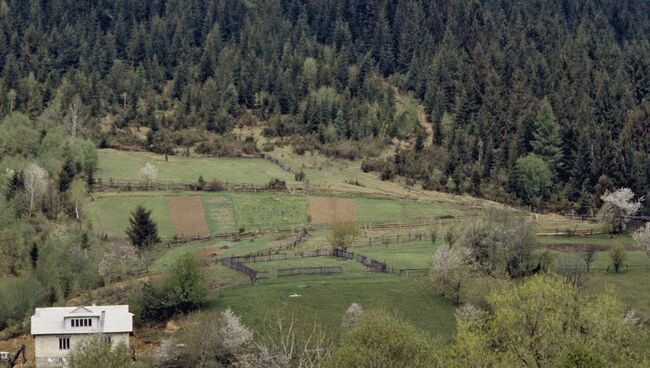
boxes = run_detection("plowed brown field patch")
[168,196,209,237]
[307,196,357,224]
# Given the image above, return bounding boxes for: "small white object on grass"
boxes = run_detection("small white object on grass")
[289,293,301,298]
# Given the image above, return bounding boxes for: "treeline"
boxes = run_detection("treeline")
[1,0,649,211]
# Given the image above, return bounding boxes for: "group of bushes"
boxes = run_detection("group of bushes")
[130,253,208,324]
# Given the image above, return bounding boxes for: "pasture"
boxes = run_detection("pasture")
[97,149,297,185]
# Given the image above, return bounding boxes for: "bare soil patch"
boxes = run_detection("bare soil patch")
[168,196,210,237]
[308,197,357,224]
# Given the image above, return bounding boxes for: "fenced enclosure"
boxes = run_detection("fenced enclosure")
[278,266,343,277]
[220,257,269,281]
[332,248,388,272]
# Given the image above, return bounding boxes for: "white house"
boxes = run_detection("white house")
[31,305,133,367]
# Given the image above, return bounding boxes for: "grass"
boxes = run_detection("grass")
[97,148,297,185]
[539,234,634,247]
[249,257,370,280]
[87,190,472,237]
[355,196,465,223]
[354,240,440,269]
[86,194,174,237]
[214,275,457,340]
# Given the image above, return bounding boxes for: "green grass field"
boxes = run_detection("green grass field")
[86,193,175,237]
[86,191,473,237]
[97,149,297,185]
[214,275,457,340]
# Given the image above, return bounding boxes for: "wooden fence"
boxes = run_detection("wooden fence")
[332,248,388,272]
[92,177,307,193]
[278,266,342,277]
[219,257,269,281]
[557,264,650,273]
[398,268,429,277]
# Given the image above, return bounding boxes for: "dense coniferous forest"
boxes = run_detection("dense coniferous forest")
[1,0,649,212]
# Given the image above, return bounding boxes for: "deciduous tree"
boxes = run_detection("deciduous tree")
[598,188,643,233]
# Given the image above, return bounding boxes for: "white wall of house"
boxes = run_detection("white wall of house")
[34,333,129,367]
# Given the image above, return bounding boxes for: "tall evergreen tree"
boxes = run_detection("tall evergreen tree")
[531,98,563,177]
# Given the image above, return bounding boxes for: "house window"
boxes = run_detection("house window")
[59,337,70,350]
[102,336,112,344]
[70,318,93,327]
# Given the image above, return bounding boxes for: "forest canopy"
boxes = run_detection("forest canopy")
[1,0,649,211]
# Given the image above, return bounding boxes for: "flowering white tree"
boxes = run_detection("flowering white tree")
[138,163,157,185]
[342,303,363,329]
[598,188,643,233]
[430,246,470,305]
[633,222,650,257]
[217,308,253,352]
[98,242,137,285]
[23,163,49,213]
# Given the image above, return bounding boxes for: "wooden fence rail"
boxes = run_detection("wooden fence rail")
[92,177,307,193]
[557,264,650,273]
[219,257,268,281]
[278,266,342,277]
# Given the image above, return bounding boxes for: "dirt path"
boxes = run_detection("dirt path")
[168,195,210,237]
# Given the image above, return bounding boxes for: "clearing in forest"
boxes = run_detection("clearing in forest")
[308,197,357,224]
[168,196,210,237]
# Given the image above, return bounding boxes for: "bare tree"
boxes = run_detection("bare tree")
[138,163,157,185]
[555,254,588,288]
[430,246,470,305]
[342,303,363,329]
[445,226,457,249]
[632,222,650,257]
[251,316,331,368]
[66,95,84,138]
[598,188,643,233]
[23,163,48,214]
[583,245,596,272]
[7,89,16,113]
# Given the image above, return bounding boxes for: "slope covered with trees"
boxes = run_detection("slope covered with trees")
[1,0,649,211]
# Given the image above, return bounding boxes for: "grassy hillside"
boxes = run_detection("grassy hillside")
[97,149,297,185]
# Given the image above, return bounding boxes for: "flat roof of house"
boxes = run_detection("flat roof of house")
[31,305,133,335]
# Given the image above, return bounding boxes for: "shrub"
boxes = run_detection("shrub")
[266,178,287,190]
[205,178,224,191]
[609,245,626,273]
[196,175,206,191]
[327,222,361,250]
[294,170,306,181]
[329,311,438,368]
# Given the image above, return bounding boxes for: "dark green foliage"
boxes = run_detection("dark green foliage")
[131,253,207,323]
[125,205,160,250]
[329,311,439,368]
[0,0,648,211]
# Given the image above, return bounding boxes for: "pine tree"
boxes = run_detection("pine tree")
[126,205,160,250]
[531,97,563,177]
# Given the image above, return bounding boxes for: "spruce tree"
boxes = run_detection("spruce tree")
[126,205,160,250]
[531,97,563,176]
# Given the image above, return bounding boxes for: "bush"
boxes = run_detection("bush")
[266,178,287,190]
[67,336,137,368]
[327,222,361,250]
[329,311,439,368]
[261,142,275,152]
[295,170,306,181]
[131,253,207,323]
[609,245,626,273]
[205,178,224,191]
